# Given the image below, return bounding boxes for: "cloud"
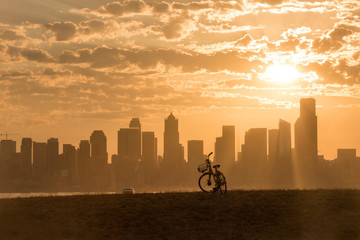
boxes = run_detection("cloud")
[235,34,254,46]
[57,46,264,73]
[45,22,78,41]
[0,30,26,41]
[312,24,360,53]
[5,46,54,63]
[97,0,147,16]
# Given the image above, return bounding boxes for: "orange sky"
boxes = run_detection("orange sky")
[0,0,359,159]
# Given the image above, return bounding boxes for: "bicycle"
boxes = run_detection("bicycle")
[197,152,227,194]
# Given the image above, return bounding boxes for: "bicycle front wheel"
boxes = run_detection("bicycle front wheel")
[198,173,216,193]
[217,171,227,194]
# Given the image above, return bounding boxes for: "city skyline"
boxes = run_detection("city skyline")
[0,0,360,161]
[1,99,360,161]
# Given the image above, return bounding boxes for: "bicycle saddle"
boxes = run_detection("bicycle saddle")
[213,164,220,168]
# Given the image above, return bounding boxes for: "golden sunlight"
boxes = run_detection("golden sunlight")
[264,64,300,83]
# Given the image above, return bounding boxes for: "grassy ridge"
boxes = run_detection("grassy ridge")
[1,190,360,239]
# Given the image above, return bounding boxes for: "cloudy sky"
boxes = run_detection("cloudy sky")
[0,0,359,159]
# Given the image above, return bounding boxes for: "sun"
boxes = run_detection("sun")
[264,64,300,83]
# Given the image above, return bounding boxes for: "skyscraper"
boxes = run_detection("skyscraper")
[163,113,185,185]
[242,128,267,186]
[294,98,318,187]
[188,140,204,168]
[268,120,292,188]
[21,138,32,178]
[0,140,16,179]
[78,140,91,179]
[33,142,47,178]
[164,113,182,164]
[142,132,157,167]
[118,128,141,162]
[47,138,59,176]
[63,144,77,179]
[214,125,235,174]
[90,130,108,171]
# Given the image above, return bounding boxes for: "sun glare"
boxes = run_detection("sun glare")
[264,65,300,84]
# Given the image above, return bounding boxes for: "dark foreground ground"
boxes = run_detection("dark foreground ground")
[1,190,360,240]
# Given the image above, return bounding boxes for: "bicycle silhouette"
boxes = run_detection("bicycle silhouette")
[197,152,227,194]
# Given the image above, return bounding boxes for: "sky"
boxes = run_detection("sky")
[0,0,359,160]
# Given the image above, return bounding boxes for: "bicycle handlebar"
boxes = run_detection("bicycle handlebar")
[207,152,213,157]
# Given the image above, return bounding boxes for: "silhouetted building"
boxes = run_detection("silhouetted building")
[215,126,235,174]
[118,128,141,163]
[142,132,157,168]
[294,98,318,187]
[242,128,267,186]
[0,140,16,179]
[33,142,47,178]
[141,132,158,185]
[90,130,108,172]
[77,140,91,180]
[163,113,185,185]
[336,149,358,186]
[47,138,59,176]
[62,144,77,179]
[268,120,293,188]
[188,140,204,168]
[20,138,32,178]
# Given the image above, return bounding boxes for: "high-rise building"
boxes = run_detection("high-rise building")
[0,140,16,179]
[163,113,185,185]
[278,119,292,187]
[118,128,141,162]
[142,132,157,167]
[90,130,108,171]
[242,128,267,186]
[78,140,91,179]
[47,138,59,176]
[336,149,357,186]
[20,138,32,178]
[164,113,182,164]
[33,142,47,178]
[268,120,292,188]
[294,98,318,187]
[63,144,77,179]
[188,140,204,168]
[214,126,235,174]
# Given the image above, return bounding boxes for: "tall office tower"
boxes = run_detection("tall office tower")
[163,113,185,184]
[47,138,59,176]
[269,120,293,188]
[164,113,182,164]
[188,140,204,167]
[278,119,292,187]
[20,138,32,178]
[118,128,141,162]
[268,129,279,168]
[90,130,108,171]
[242,128,267,186]
[0,140,16,179]
[78,140,91,179]
[188,140,203,182]
[141,132,157,185]
[294,98,318,187]
[129,117,141,155]
[337,149,357,186]
[33,142,47,178]
[214,126,235,174]
[63,144,77,179]
[142,132,157,167]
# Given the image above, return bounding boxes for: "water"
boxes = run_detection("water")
[0,192,117,199]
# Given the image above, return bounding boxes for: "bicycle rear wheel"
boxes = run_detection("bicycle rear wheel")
[198,173,216,193]
[217,171,227,194]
